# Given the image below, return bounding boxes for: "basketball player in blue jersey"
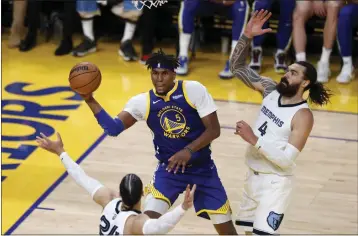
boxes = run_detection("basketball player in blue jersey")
[80,49,237,234]
[176,0,249,79]
[249,0,295,74]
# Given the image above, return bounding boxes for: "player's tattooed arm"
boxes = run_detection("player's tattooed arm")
[230,35,276,98]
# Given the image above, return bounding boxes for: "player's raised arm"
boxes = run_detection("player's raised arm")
[230,10,277,98]
[127,184,196,235]
[36,132,117,208]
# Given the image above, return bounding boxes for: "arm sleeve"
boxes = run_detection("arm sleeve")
[255,138,300,169]
[185,81,218,118]
[142,204,186,234]
[123,93,148,121]
[59,152,104,198]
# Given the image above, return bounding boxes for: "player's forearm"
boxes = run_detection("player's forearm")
[85,97,124,136]
[85,96,103,115]
[254,138,300,169]
[59,152,104,198]
[229,34,261,90]
[142,204,186,234]
[186,128,220,153]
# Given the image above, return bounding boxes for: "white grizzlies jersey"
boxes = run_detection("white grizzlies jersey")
[99,198,140,235]
[245,90,310,176]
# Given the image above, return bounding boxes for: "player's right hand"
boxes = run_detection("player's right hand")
[80,93,93,101]
[36,132,65,156]
[244,9,272,38]
[181,184,196,211]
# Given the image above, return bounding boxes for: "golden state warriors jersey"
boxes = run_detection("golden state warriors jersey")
[146,80,212,165]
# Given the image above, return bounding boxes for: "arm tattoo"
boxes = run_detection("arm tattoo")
[229,34,277,98]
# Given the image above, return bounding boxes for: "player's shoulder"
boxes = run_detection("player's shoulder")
[183,80,206,89]
[293,108,314,127]
[182,80,209,95]
[128,92,149,102]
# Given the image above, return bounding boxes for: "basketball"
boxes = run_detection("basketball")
[69,62,101,95]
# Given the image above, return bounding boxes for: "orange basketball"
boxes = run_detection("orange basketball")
[69,62,101,95]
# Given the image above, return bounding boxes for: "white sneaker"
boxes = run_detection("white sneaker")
[336,64,355,84]
[317,61,331,83]
[175,56,189,76]
[219,60,234,79]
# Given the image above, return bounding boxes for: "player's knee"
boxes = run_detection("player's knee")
[143,193,169,216]
[79,12,96,19]
[211,212,237,235]
[144,210,162,219]
[293,4,311,23]
[326,0,343,10]
[213,221,237,235]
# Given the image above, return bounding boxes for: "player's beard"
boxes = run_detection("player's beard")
[276,77,300,97]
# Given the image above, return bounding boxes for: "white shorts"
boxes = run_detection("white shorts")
[235,168,294,234]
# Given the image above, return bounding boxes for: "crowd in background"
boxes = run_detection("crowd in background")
[3,0,358,84]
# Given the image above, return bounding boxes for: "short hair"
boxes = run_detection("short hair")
[145,48,180,71]
[119,173,143,209]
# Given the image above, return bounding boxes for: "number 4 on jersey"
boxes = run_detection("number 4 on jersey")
[258,121,268,136]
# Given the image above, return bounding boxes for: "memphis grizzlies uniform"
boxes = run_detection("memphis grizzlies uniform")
[236,90,309,234]
[99,198,140,235]
[123,80,231,221]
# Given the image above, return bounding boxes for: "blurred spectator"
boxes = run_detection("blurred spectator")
[336,0,358,83]
[249,0,296,74]
[18,0,76,55]
[73,0,141,61]
[293,0,344,83]
[176,0,249,79]
[8,0,27,48]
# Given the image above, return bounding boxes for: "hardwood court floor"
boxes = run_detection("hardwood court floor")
[2,35,357,235]
[10,101,358,235]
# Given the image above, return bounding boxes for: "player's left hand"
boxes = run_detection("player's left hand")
[235,120,258,146]
[167,149,192,174]
[36,132,65,156]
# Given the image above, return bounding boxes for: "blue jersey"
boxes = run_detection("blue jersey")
[146,80,212,165]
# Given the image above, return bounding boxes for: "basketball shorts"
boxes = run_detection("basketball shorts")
[235,168,294,234]
[77,0,99,14]
[144,161,232,221]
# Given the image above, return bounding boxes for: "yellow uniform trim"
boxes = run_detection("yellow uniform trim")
[153,80,179,102]
[144,92,150,120]
[144,182,172,207]
[182,80,196,109]
[196,200,232,216]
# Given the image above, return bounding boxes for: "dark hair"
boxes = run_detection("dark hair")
[145,48,180,71]
[119,173,143,210]
[296,61,332,106]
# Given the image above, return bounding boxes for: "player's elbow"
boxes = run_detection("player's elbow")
[211,127,221,139]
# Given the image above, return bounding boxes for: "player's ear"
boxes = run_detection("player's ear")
[301,79,310,89]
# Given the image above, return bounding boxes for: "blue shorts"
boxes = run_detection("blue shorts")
[145,160,231,220]
[76,0,99,15]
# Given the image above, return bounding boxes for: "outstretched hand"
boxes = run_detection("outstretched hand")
[36,132,65,156]
[244,9,272,38]
[181,184,196,211]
